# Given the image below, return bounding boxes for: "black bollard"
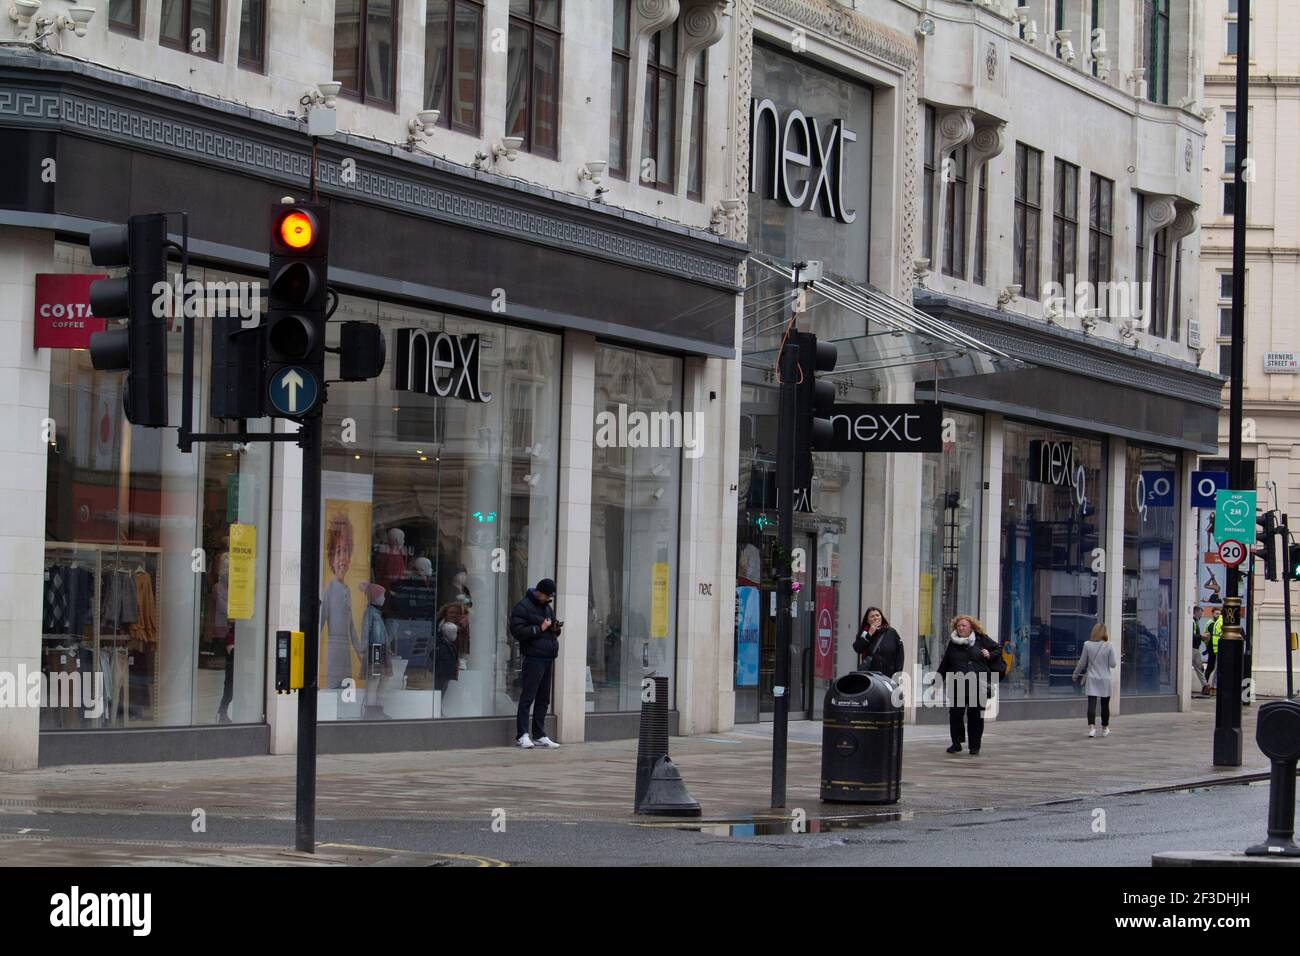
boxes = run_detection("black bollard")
[1245,698,1300,857]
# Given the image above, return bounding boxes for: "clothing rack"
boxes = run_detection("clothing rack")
[43,541,163,727]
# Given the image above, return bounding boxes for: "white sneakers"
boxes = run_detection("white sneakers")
[535,736,561,748]
[516,734,535,749]
[1088,727,1096,738]
[1103,727,1111,737]
[516,734,560,749]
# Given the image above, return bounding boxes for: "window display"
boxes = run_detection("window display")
[1122,444,1179,695]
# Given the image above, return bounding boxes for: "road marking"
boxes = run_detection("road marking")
[317,842,509,867]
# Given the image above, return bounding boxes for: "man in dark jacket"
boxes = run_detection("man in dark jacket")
[510,578,561,748]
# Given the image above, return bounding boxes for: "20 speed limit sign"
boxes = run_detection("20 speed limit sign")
[1218,539,1247,567]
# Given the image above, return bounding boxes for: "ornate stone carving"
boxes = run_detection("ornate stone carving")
[732,0,755,243]
[986,42,998,80]
[680,0,728,46]
[754,0,917,72]
[937,108,976,156]
[636,0,680,34]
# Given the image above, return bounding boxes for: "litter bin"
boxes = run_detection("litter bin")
[820,670,903,804]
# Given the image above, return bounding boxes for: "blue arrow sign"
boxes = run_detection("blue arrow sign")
[268,366,319,417]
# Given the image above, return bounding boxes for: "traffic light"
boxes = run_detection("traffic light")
[1258,511,1279,582]
[793,331,838,493]
[263,202,330,419]
[88,214,170,427]
[1289,542,1300,582]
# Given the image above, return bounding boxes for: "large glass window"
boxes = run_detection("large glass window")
[1014,143,1042,299]
[424,0,484,133]
[687,52,706,200]
[333,0,399,107]
[998,421,1107,699]
[918,410,983,677]
[42,245,272,730]
[238,0,267,70]
[1144,0,1170,104]
[506,0,562,157]
[1088,173,1113,319]
[641,24,678,190]
[1122,445,1179,696]
[589,346,683,711]
[942,145,968,279]
[1052,158,1079,292]
[922,106,935,266]
[317,300,561,721]
[160,0,222,59]
[609,0,631,179]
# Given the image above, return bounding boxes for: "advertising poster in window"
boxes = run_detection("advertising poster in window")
[319,472,374,694]
[225,523,256,621]
[650,561,669,638]
[736,586,759,687]
[814,585,836,680]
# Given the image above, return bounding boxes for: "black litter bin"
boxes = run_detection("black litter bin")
[820,670,903,804]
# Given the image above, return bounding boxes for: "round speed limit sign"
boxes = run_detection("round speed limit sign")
[1218,539,1247,567]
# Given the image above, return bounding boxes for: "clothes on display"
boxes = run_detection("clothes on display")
[42,562,96,635]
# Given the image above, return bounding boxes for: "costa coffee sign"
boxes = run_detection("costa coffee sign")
[33,274,106,349]
[393,328,493,403]
[749,98,858,223]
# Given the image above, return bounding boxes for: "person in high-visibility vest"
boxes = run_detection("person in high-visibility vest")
[1204,606,1223,696]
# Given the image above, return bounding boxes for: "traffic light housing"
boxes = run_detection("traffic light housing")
[1289,542,1300,582]
[793,331,838,493]
[263,202,330,418]
[1258,511,1279,582]
[87,214,170,427]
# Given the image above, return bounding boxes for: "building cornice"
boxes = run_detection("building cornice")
[914,290,1223,409]
[0,49,746,291]
[754,0,917,74]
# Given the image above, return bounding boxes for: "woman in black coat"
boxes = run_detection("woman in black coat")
[852,607,904,678]
[936,614,1001,756]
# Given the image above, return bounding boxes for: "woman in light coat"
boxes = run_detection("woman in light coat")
[1073,623,1118,738]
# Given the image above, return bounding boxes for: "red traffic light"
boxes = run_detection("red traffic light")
[277,210,317,250]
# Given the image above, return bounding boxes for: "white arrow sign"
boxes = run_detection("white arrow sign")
[281,369,304,412]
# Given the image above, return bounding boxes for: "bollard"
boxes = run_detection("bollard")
[633,673,700,816]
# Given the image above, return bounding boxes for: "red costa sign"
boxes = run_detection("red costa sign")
[34,274,106,349]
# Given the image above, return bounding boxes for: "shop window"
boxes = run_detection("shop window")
[1014,143,1042,299]
[589,345,683,711]
[1122,445,1179,695]
[640,23,677,191]
[424,0,484,133]
[317,300,562,721]
[1087,173,1113,318]
[43,245,273,730]
[333,0,400,108]
[506,0,562,157]
[998,420,1108,700]
[160,0,222,60]
[917,410,984,677]
[238,0,267,71]
[109,0,141,37]
[609,0,631,179]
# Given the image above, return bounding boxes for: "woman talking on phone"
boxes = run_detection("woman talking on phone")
[853,606,904,678]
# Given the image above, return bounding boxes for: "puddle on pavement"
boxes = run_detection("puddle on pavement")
[641,811,913,837]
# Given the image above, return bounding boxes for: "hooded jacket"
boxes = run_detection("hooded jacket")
[509,589,559,660]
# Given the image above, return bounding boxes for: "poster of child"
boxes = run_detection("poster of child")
[319,473,375,690]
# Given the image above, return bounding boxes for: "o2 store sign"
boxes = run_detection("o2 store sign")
[393,328,493,403]
[1029,440,1089,510]
[750,99,858,223]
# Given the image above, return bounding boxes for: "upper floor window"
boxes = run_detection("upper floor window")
[1144,0,1170,104]
[641,24,677,190]
[108,0,141,37]
[609,0,631,180]
[1222,108,1247,217]
[1013,143,1042,299]
[686,52,706,201]
[974,164,988,286]
[334,0,399,108]
[1052,158,1079,291]
[425,0,484,133]
[1087,173,1113,318]
[160,0,221,60]
[1216,269,1242,378]
[942,145,968,279]
[1089,0,1102,77]
[507,0,563,158]
[922,106,936,265]
[238,0,268,71]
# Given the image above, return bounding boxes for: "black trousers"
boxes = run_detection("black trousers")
[1204,649,1217,685]
[948,705,985,750]
[517,657,554,740]
[218,649,234,718]
[1087,695,1110,726]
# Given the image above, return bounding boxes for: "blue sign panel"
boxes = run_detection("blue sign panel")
[1141,471,1175,507]
[1190,471,1229,509]
[267,366,319,417]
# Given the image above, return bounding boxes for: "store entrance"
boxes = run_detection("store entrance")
[758,531,815,720]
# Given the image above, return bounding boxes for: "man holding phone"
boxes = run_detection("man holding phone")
[510,578,562,748]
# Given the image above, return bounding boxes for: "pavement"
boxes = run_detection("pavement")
[0,697,1277,866]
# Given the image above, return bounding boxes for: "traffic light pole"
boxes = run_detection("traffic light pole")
[771,337,798,810]
[1284,515,1295,700]
[1216,0,1251,768]
[295,414,323,852]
